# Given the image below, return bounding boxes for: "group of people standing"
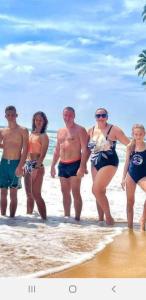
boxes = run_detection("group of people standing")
[0,105,146,231]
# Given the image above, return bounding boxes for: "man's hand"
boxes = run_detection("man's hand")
[77,166,86,178]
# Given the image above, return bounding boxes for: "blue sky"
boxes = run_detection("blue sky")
[0,0,146,134]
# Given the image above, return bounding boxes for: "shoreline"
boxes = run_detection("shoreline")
[42,230,146,278]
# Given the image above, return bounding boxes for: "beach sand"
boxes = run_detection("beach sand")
[44,230,146,278]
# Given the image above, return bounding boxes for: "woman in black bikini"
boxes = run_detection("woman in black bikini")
[88,108,129,225]
[121,124,146,230]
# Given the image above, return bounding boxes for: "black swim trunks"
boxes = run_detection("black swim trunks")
[128,150,146,183]
[58,160,81,178]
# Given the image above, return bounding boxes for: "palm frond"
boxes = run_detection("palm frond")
[138,67,146,77]
[138,53,146,59]
[136,6,146,86]
[137,58,146,64]
[142,50,146,55]
[135,61,146,70]
[142,5,146,21]
[142,5,146,16]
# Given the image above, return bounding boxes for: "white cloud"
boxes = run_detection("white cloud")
[15,65,34,73]
[96,53,138,75]
[0,13,24,23]
[0,40,138,85]
[4,42,67,56]
[123,0,146,12]
[77,37,97,46]
[114,39,135,46]
[0,13,110,37]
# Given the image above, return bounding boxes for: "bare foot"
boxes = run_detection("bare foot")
[128,225,133,230]
[106,217,114,225]
[75,216,80,221]
[98,217,104,222]
[140,218,146,231]
[98,220,105,226]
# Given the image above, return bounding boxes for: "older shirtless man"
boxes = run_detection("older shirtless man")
[51,107,88,221]
[0,106,29,217]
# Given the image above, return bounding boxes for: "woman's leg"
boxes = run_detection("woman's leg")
[137,178,146,230]
[92,166,117,225]
[91,167,104,221]
[24,172,34,214]
[126,174,136,229]
[31,167,47,219]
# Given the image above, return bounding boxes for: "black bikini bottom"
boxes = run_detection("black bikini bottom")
[91,150,119,171]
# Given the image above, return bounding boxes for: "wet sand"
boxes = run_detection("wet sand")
[44,230,146,278]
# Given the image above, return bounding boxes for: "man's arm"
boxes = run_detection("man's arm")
[50,132,60,178]
[77,127,89,177]
[0,128,4,149]
[36,134,49,168]
[15,128,29,176]
[0,129,3,147]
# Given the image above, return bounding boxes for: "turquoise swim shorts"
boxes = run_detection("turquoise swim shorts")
[0,158,22,189]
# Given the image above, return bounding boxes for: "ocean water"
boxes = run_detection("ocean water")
[0,132,145,277]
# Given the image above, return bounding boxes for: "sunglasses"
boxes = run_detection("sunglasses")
[95,113,107,119]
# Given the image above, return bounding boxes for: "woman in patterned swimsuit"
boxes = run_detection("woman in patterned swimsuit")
[88,107,129,225]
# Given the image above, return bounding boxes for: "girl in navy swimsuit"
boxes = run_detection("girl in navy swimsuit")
[122,124,146,230]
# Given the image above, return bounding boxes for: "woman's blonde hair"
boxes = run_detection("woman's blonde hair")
[129,124,145,152]
[132,123,145,134]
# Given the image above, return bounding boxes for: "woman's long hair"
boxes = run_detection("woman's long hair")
[32,111,48,134]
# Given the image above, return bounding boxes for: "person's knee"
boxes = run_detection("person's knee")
[127,199,134,210]
[10,190,17,199]
[10,197,17,204]
[1,190,8,197]
[32,190,41,200]
[72,188,81,198]
[92,184,104,197]
[25,189,32,196]
[61,186,70,197]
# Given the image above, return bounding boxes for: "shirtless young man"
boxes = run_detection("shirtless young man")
[0,106,29,217]
[51,107,88,221]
